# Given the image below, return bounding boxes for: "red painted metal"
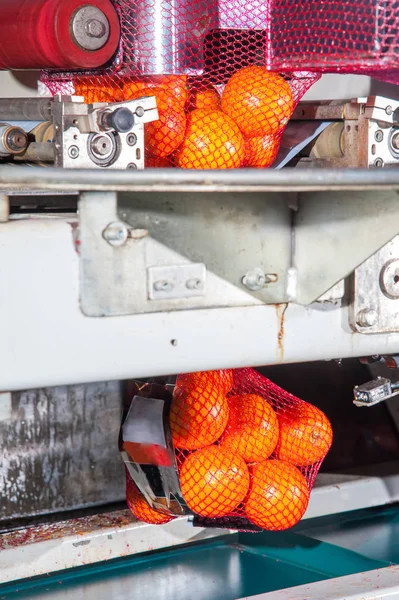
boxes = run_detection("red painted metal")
[0,0,120,70]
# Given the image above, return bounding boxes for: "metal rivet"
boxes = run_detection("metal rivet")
[68,145,79,159]
[242,268,266,291]
[127,163,137,169]
[127,133,137,147]
[154,280,173,292]
[356,308,378,328]
[386,105,393,116]
[135,106,145,117]
[374,158,384,168]
[375,130,384,142]
[102,222,128,247]
[186,278,203,290]
[380,258,399,299]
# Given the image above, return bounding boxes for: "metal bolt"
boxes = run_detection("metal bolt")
[356,308,378,328]
[186,278,203,291]
[380,258,399,299]
[374,158,384,168]
[242,268,266,291]
[375,130,384,142]
[154,280,173,292]
[386,105,393,116]
[85,19,107,38]
[135,106,145,117]
[71,6,110,51]
[392,132,399,150]
[102,222,128,247]
[68,145,79,159]
[91,135,112,157]
[127,133,137,146]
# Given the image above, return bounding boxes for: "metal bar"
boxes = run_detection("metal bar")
[13,142,55,163]
[3,166,399,193]
[0,98,52,122]
[1,217,399,390]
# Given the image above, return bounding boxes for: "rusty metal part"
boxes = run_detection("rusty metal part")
[0,381,124,520]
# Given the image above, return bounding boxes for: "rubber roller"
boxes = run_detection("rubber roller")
[0,0,120,70]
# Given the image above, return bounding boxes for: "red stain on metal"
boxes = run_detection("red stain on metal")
[276,303,288,362]
[0,510,136,551]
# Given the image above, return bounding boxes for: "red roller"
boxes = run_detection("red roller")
[0,0,120,70]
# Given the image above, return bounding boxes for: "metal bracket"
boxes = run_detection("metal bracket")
[0,193,9,222]
[350,235,399,333]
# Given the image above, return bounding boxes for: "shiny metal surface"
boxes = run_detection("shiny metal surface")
[71,6,110,51]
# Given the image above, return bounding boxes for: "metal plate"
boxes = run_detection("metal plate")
[350,235,399,333]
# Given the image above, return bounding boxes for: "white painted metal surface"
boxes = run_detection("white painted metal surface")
[241,565,399,599]
[2,217,399,390]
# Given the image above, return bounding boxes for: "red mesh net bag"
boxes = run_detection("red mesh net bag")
[41,0,319,169]
[168,368,332,531]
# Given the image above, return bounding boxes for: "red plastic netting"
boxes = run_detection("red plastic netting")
[42,4,319,169]
[125,368,332,531]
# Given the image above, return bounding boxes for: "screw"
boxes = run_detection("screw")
[135,106,145,117]
[102,222,128,247]
[375,130,384,142]
[85,18,107,38]
[127,163,137,169]
[91,135,112,157]
[356,308,378,328]
[386,105,393,116]
[127,133,137,146]
[68,145,79,159]
[186,278,203,291]
[380,258,399,299]
[154,280,173,292]
[392,132,399,150]
[374,158,384,168]
[242,268,266,291]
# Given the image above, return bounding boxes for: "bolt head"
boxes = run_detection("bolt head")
[375,130,384,142]
[356,308,378,328]
[68,145,79,159]
[186,278,203,291]
[102,222,128,247]
[154,280,173,292]
[242,268,266,291]
[85,18,106,38]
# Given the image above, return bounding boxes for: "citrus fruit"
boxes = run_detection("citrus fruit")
[192,87,220,110]
[220,394,279,463]
[245,459,309,530]
[275,403,332,466]
[180,445,250,517]
[169,385,229,450]
[244,133,280,168]
[123,75,187,108]
[74,86,115,104]
[221,66,294,136]
[175,109,245,169]
[146,156,171,167]
[126,476,173,524]
[178,370,234,395]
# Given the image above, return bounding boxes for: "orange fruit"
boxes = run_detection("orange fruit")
[244,133,280,168]
[192,87,220,110]
[220,394,279,463]
[124,85,186,158]
[145,104,186,158]
[221,66,294,136]
[245,459,309,530]
[178,370,233,395]
[123,75,187,108]
[180,445,250,517]
[275,403,332,466]
[169,385,229,450]
[74,86,115,104]
[126,475,173,524]
[146,156,171,167]
[175,109,245,169]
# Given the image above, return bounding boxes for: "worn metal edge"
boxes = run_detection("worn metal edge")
[1,167,399,193]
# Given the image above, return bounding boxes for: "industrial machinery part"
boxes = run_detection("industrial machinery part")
[0,0,120,70]
[353,377,399,407]
[0,96,158,169]
[286,96,399,168]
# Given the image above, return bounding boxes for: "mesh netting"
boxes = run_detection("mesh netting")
[42,4,319,169]
[125,467,175,524]
[168,368,332,531]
